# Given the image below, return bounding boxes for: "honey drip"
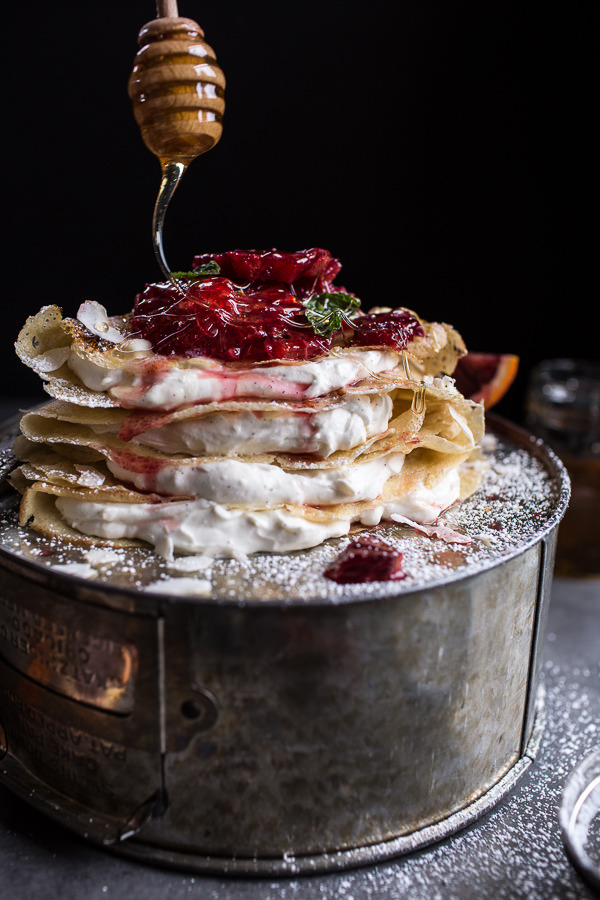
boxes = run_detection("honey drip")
[412,383,426,415]
[401,351,426,415]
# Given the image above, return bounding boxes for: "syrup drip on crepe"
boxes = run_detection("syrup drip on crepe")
[402,351,427,415]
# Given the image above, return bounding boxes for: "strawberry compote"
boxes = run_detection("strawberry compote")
[130,249,424,364]
[130,277,333,362]
[192,248,341,294]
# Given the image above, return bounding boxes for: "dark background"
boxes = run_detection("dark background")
[3,1,597,421]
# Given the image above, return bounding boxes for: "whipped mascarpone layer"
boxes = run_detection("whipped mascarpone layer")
[55,468,460,558]
[106,451,406,506]
[68,348,402,409]
[97,394,392,457]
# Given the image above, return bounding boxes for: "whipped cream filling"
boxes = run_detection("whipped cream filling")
[106,451,406,506]
[55,468,461,559]
[95,394,392,457]
[68,348,402,409]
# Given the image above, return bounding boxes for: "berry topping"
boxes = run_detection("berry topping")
[130,277,333,362]
[130,249,425,363]
[323,534,406,584]
[351,309,424,349]
[192,248,341,288]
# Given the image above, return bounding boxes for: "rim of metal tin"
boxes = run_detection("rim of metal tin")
[0,412,570,609]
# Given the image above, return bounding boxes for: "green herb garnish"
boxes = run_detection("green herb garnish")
[171,261,221,279]
[304,291,360,335]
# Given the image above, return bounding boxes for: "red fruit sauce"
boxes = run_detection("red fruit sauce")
[323,534,406,584]
[130,249,424,364]
[350,309,424,351]
[130,277,333,362]
[192,248,341,291]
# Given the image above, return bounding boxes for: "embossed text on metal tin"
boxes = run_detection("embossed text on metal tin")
[0,594,137,713]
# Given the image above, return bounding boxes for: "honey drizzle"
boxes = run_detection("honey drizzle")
[402,350,426,415]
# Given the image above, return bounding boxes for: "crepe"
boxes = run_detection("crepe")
[15,305,467,409]
[12,262,485,558]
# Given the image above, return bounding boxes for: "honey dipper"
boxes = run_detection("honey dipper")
[128,0,226,283]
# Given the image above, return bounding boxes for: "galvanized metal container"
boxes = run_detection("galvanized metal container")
[0,414,569,874]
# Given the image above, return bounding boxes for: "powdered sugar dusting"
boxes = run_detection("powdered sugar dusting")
[0,419,566,602]
[145,575,212,596]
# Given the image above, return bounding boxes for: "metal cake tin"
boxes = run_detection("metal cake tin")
[0,413,569,875]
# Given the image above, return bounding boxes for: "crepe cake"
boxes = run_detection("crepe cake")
[12,248,485,558]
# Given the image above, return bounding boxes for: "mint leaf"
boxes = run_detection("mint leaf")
[171,261,221,279]
[304,292,360,335]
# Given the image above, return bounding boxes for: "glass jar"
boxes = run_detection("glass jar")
[525,359,600,578]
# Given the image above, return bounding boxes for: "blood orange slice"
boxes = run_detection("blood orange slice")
[453,353,519,409]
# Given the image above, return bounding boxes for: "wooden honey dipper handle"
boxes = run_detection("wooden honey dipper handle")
[128,2,226,167]
[156,0,180,16]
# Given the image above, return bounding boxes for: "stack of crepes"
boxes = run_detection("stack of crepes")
[12,249,484,558]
